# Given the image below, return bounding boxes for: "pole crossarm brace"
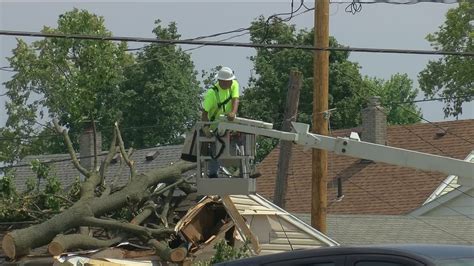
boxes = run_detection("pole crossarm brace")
[218,120,474,186]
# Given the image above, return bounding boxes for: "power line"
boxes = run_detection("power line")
[0,141,176,171]
[128,1,314,54]
[372,94,474,146]
[395,97,473,104]
[329,68,474,199]
[347,87,474,200]
[1,30,473,57]
[0,123,181,142]
[335,69,474,145]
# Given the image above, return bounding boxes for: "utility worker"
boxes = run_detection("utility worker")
[201,66,240,178]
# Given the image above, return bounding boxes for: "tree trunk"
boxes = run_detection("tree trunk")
[2,161,195,259]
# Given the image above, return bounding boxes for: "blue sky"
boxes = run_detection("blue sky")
[1,0,472,128]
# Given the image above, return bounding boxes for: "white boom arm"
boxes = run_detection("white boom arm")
[218,119,474,187]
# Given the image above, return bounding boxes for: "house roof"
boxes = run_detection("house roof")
[13,145,184,192]
[296,214,474,245]
[256,119,474,215]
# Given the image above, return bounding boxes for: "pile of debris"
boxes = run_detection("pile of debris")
[1,195,260,266]
[1,122,259,265]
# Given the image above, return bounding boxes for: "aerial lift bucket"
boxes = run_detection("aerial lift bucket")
[182,117,272,195]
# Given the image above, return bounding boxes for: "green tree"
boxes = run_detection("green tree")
[240,17,363,130]
[120,20,201,147]
[2,10,202,162]
[241,17,420,129]
[240,17,420,160]
[418,1,473,117]
[3,9,133,161]
[360,74,422,125]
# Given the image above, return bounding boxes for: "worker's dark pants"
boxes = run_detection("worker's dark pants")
[207,133,244,178]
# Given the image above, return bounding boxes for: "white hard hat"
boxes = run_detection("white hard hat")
[217,67,235,81]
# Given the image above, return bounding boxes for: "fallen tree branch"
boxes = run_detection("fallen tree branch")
[160,188,175,227]
[148,239,187,263]
[48,234,123,256]
[2,161,196,259]
[53,119,89,178]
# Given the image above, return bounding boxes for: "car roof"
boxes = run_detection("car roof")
[364,244,474,260]
[215,244,474,265]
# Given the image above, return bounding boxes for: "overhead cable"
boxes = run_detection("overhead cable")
[0,30,472,57]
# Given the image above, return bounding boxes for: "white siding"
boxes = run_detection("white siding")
[423,187,474,218]
[229,194,337,255]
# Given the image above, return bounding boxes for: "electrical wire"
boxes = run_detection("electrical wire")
[125,0,314,54]
[335,69,474,145]
[346,86,474,200]
[345,0,363,14]
[0,123,184,142]
[395,96,473,105]
[1,30,472,57]
[0,141,176,171]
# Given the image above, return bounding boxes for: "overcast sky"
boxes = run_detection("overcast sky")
[1,0,472,128]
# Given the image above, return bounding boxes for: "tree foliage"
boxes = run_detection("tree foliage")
[240,17,420,131]
[240,17,420,160]
[2,10,202,163]
[418,1,473,117]
[0,160,77,222]
[120,20,201,147]
[3,9,132,161]
[360,74,421,125]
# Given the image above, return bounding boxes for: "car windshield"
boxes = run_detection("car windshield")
[436,258,474,266]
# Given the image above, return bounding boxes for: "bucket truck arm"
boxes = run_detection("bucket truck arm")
[218,119,474,187]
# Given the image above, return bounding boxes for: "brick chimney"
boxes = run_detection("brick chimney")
[361,96,387,145]
[79,121,102,171]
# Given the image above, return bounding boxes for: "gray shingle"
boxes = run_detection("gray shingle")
[12,145,184,192]
[295,213,474,245]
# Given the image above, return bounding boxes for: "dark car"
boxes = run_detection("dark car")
[215,244,474,266]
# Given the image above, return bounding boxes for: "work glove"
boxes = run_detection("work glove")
[227,112,236,121]
[202,126,213,138]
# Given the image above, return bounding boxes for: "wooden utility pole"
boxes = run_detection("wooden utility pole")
[312,0,329,234]
[274,70,302,208]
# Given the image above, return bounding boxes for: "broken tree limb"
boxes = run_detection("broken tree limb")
[48,234,123,256]
[48,201,161,256]
[160,187,175,227]
[82,217,154,238]
[2,161,196,259]
[53,119,89,178]
[99,130,117,184]
[148,239,187,263]
[115,122,135,177]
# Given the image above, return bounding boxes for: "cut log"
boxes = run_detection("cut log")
[148,239,188,262]
[2,161,196,259]
[48,234,124,256]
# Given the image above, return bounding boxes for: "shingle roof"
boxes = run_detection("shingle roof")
[256,119,474,215]
[296,214,474,245]
[13,145,184,192]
